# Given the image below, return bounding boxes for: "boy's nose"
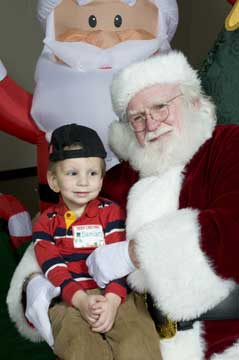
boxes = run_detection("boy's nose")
[77,174,88,186]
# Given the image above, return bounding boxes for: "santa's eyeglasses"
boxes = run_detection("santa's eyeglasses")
[127,93,183,133]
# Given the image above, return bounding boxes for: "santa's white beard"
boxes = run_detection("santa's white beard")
[109,101,216,177]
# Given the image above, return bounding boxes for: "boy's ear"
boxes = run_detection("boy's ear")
[47,170,60,193]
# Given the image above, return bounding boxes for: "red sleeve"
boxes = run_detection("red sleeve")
[104,202,126,245]
[196,126,239,281]
[33,211,83,305]
[0,76,42,143]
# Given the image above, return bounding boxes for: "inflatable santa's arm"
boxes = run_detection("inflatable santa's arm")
[0,60,41,144]
[0,194,32,249]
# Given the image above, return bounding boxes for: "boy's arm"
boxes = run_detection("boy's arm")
[33,213,84,306]
[105,277,128,303]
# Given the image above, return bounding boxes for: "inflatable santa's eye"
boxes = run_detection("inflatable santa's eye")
[88,15,97,28]
[114,15,122,28]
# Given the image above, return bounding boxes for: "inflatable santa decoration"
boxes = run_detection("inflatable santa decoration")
[0,0,178,212]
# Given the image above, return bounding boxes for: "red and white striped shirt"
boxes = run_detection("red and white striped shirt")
[33,197,127,305]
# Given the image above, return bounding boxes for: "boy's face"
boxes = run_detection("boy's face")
[48,157,103,214]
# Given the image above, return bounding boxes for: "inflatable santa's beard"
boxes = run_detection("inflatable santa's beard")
[31,28,166,170]
[43,35,162,71]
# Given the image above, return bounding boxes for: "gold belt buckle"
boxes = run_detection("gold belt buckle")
[157,318,177,339]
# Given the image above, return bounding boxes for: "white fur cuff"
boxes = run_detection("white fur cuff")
[135,208,234,320]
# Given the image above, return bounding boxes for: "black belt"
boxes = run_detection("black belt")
[147,284,239,335]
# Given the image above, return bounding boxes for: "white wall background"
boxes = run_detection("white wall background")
[0,0,231,170]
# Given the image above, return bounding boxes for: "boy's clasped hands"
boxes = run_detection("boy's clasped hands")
[72,290,121,333]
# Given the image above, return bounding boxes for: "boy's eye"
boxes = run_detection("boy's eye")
[89,171,98,176]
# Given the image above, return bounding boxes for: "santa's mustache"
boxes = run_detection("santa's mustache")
[145,124,173,143]
[57,28,155,48]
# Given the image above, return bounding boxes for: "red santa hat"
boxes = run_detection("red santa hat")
[37,0,178,44]
[111,50,201,120]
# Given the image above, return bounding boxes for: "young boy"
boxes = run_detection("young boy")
[33,124,162,360]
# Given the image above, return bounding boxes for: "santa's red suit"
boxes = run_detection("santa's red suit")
[110,124,239,360]
[105,49,239,359]
[7,124,239,359]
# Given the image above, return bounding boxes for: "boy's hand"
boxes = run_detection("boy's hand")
[71,290,105,325]
[91,293,121,333]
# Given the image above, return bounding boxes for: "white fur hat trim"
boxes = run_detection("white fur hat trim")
[111,50,201,119]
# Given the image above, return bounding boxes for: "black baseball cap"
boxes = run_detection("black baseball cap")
[49,124,107,162]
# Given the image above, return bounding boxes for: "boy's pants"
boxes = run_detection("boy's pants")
[49,290,162,360]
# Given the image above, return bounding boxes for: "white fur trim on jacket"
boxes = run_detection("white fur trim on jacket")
[127,166,184,292]
[157,320,239,360]
[6,243,43,342]
[134,208,234,320]
[125,168,234,320]
[211,340,239,360]
[160,321,205,360]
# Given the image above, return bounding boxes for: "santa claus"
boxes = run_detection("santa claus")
[0,0,178,212]
[86,50,239,359]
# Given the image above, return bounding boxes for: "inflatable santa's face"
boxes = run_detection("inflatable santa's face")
[42,0,165,70]
[54,0,158,48]
[33,0,178,169]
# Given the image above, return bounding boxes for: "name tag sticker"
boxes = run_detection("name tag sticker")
[72,225,105,248]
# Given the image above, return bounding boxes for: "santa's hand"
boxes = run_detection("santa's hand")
[86,241,135,288]
[25,274,60,347]
[0,60,7,81]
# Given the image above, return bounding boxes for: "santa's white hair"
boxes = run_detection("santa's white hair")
[111,51,203,121]
[37,0,178,46]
